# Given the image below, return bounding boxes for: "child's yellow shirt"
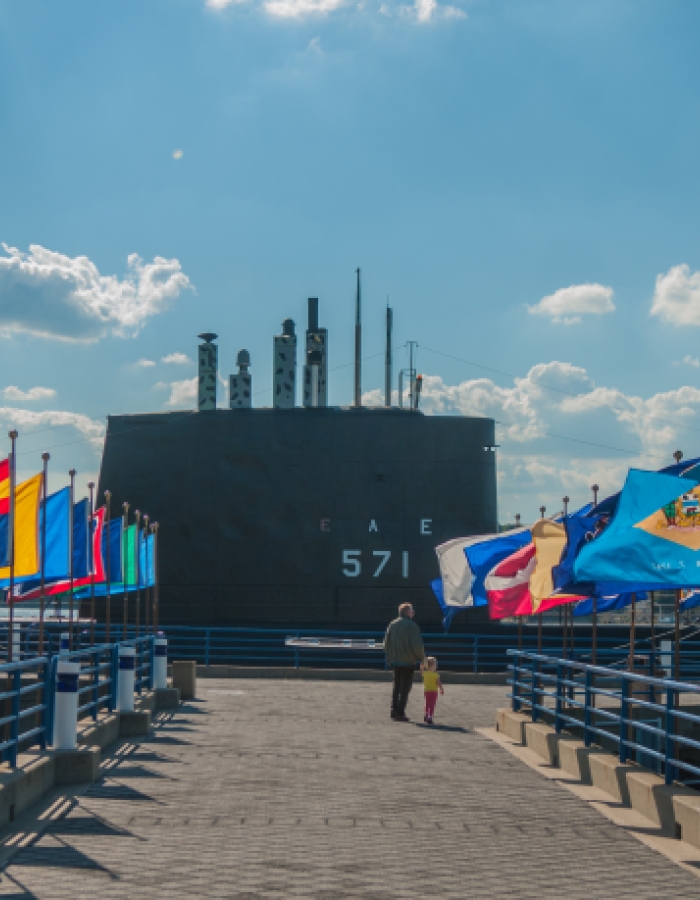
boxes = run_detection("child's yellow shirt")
[422,670,441,692]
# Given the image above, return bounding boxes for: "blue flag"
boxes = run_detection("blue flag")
[575,468,700,588]
[102,518,123,585]
[574,593,638,617]
[72,499,89,580]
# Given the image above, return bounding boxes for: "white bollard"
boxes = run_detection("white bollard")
[154,634,168,690]
[118,646,135,712]
[59,632,70,656]
[54,660,80,749]
[660,640,673,677]
[12,625,21,662]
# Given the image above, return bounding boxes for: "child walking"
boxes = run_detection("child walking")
[422,656,444,725]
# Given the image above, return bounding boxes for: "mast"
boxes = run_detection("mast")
[354,268,361,407]
[385,303,392,407]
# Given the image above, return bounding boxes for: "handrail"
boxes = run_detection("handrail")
[508,649,700,786]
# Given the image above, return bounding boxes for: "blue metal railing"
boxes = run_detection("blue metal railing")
[508,649,700,786]
[0,635,156,770]
[0,657,51,768]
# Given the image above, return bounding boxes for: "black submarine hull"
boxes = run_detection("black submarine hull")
[97,407,497,628]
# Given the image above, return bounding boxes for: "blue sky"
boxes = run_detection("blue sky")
[1,0,700,521]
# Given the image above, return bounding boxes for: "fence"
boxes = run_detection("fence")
[508,649,700,786]
[0,635,156,770]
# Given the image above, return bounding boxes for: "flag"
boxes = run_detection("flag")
[465,529,532,607]
[12,505,105,602]
[103,517,123,585]
[486,543,536,620]
[73,498,90,580]
[76,527,154,599]
[122,524,137,588]
[681,590,700,612]
[574,593,639,616]
[529,518,586,613]
[574,468,700,588]
[592,457,700,517]
[0,458,9,516]
[0,473,42,581]
[433,534,497,630]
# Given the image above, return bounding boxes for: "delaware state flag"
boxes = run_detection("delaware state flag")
[574,467,700,589]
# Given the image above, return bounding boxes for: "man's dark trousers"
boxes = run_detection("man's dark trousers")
[392,666,415,717]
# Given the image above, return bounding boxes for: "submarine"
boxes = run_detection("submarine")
[96,283,497,628]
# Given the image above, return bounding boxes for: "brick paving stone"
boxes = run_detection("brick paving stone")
[0,680,698,897]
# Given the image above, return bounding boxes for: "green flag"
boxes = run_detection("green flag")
[122,524,138,587]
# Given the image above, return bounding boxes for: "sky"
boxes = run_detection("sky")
[1,0,700,522]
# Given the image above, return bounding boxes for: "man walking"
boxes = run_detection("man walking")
[384,603,425,722]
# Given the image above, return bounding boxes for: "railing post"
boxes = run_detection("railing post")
[44,657,56,750]
[554,662,562,733]
[473,636,479,675]
[109,643,118,713]
[512,654,521,713]
[665,686,676,786]
[9,668,21,768]
[149,636,155,690]
[531,657,539,723]
[92,650,99,722]
[584,667,592,747]
[619,677,629,764]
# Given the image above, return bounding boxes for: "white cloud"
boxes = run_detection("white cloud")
[137,359,156,368]
[2,386,56,402]
[651,264,700,327]
[206,0,248,7]
[172,150,184,160]
[680,355,700,368]
[396,0,464,20]
[0,408,105,450]
[264,0,343,17]
[528,283,615,324]
[162,377,197,408]
[363,360,700,521]
[161,352,193,365]
[0,243,192,342]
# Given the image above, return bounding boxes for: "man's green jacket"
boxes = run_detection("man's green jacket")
[384,616,425,668]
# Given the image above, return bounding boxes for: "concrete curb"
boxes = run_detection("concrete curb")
[496,709,700,845]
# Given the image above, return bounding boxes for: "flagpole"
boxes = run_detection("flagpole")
[7,430,17,663]
[104,490,111,644]
[562,497,569,660]
[88,482,95,646]
[134,510,141,638]
[537,505,545,653]
[628,591,636,673]
[591,483,599,667]
[68,469,76,650]
[151,522,159,632]
[675,588,681,682]
[38,452,49,655]
[143,515,150,633]
[122,502,129,640]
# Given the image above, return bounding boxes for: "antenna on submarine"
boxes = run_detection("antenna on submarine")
[385,298,392,408]
[354,268,362,407]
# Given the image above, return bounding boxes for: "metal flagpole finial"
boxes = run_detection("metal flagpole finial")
[104,489,111,499]
[515,513,521,527]
[674,449,683,464]
[69,468,76,477]
[8,430,17,439]
[41,452,50,462]
[563,496,569,515]
[539,506,546,519]
[591,484,599,505]
[123,501,130,513]
[150,521,159,532]
[134,509,140,521]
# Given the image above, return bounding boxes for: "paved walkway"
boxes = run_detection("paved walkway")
[2,679,700,898]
